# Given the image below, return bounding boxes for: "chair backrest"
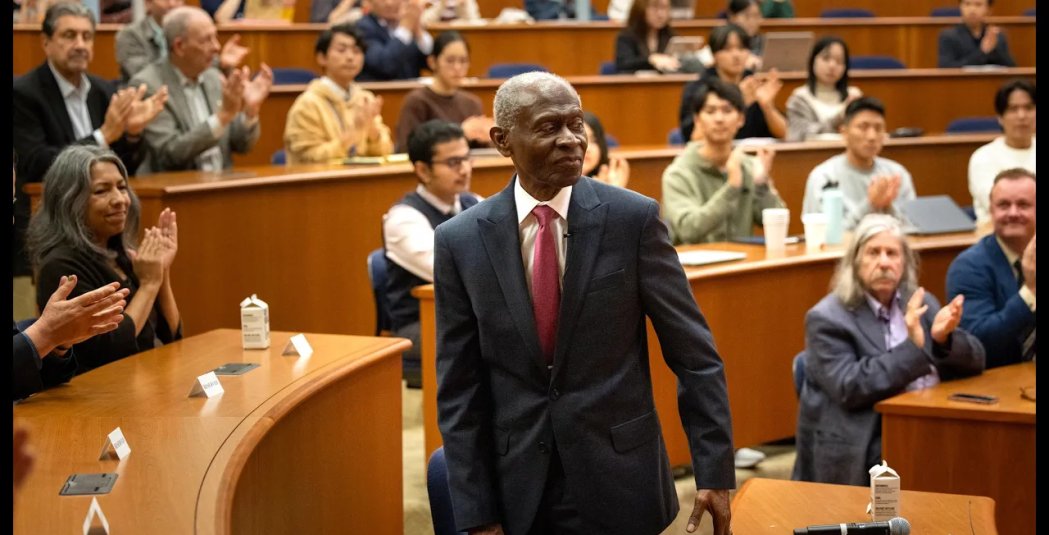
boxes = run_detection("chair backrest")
[605,133,620,148]
[599,61,617,76]
[946,116,1003,134]
[715,10,726,19]
[366,248,391,336]
[792,351,807,398]
[821,8,875,17]
[271,68,318,85]
[668,127,684,146]
[930,6,961,17]
[271,149,286,165]
[16,317,37,332]
[1023,7,1036,16]
[487,63,548,79]
[427,447,466,535]
[849,55,905,70]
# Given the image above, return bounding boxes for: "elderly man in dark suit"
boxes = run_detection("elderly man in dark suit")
[793,214,985,486]
[355,0,432,81]
[434,72,735,535]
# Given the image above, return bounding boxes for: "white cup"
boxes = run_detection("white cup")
[802,213,829,252]
[762,208,790,251]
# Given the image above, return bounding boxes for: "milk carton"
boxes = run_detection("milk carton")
[240,295,270,349]
[867,460,901,521]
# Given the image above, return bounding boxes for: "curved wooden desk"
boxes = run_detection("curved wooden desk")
[12,329,411,535]
[415,230,987,466]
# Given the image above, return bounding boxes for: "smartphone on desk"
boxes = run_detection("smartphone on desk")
[947,393,999,405]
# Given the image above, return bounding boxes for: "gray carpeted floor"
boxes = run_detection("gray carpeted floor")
[400,385,797,535]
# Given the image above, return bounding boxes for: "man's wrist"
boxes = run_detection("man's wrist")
[217,109,238,126]
[23,322,58,359]
[101,123,123,144]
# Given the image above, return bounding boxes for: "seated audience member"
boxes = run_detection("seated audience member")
[383,120,482,387]
[786,36,862,142]
[357,0,432,81]
[969,79,1036,223]
[794,214,985,486]
[311,0,362,23]
[947,168,1036,369]
[938,0,1015,68]
[285,24,393,163]
[697,0,764,69]
[395,31,493,151]
[28,146,183,376]
[802,97,916,231]
[12,150,129,402]
[116,0,251,83]
[663,79,785,245]
[583,111,630,188]
[14,0,49,23]
[201,0,243,22]
[99,0,132,22]
[525,0,597,20]
[421,0,480,23]
[757,0,793,18]
[615,0,680,74]
[130,6,273,173]
[679,24,785,142]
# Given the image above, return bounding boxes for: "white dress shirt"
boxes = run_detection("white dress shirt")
[383,185,482,282]
[48,61,107,148]
[173,67,225,171]
[515,178,571,294]
[376,16,434,55]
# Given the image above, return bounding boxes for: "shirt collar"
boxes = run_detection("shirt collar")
[320,76,353,101]
[995,235,1022,267]
[147,16,163,37]
[48,60,90,99]
[173,65,204,88]
[514,176,572,226]
[416,184,460,215]
[865,292,901,320]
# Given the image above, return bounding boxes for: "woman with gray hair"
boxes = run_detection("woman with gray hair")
[792,214,985,485]
[27,146,183,375]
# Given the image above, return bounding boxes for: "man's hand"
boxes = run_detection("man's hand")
[242,63,274,119]
[981,26,1000,54]
[726,146,745,189]
[219,34,250,71]
[461,115,495,142]
[101,89,135,144]
[905,287,929,348]
[468,525,505,535]
[931,294,964,344]
[1022,234,1036,296]
[125,85,169,136]
[739,76,758,107]
[595,155,631,188]
[23,276,129,354]
[752,146,775,187]
[688,489,731,534]
[867,174,900,210]
[354,95,384,136]
[219,67,247,125]
[754,70,783,108]
[401,0,424,35]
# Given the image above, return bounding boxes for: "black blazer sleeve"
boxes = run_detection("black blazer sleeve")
[13,324,77,401]
[91,77,145,176]
[13,80,103,184]
[615,32,654,73]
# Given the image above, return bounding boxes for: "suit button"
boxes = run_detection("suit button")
[550,389,560,401]
[539,442,549,454]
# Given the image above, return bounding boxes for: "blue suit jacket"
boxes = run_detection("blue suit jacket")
[355,13,428,81]
[12,323,77,401]
[524,0,597,20]
[434,176,734,535]
[946,234,1036,369]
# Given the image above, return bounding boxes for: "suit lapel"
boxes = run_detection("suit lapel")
[984,236,1020,296]
[86,77,107,132]
[851,304,887,353]
[158,62,193,131]
[478,177,548,375]
[37,63,77,143]
[552,178,607,377]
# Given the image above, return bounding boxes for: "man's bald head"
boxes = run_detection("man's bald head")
[493,72,581,133]
[163,6,210,49]
[163,6,220,78]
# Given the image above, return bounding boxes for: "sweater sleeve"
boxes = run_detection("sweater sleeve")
[786,94,842,142]
[284,98,350,163]
[395,93,429,153]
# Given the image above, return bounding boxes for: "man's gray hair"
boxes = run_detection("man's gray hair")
[163,6,208,50]
[27,146,141,267]
[831,214,918,308]
[42,1,96,38]
[493,72,581,132]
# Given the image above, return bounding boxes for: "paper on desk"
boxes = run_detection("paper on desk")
[678,250,747,266]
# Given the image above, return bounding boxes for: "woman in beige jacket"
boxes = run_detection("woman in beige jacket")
[284,23,394,164]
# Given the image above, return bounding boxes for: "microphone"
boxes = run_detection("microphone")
[563,232,572,238]
[793,517,910,535]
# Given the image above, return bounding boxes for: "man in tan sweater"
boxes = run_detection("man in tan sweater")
[284,23,394,164]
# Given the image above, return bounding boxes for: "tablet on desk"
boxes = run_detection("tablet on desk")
[728,236,803,246]
[678,250,747,266]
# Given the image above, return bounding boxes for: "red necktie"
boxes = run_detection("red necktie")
[531,205,560,366]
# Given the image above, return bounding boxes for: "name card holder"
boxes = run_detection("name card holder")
[281,334,314,358]
[98,427,130,461]
[82,497,110,535]
[189,371,225,398]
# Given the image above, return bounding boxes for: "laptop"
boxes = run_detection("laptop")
[758,32,815,73]
[678,250,748,267]
[665,36,705,58]
[670,0,696,19]
[901,196,977,235]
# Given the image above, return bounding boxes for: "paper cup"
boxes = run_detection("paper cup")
[802,213,829,252]
[763,208,790,251]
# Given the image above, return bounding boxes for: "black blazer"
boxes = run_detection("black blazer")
[12,322,77,401]
[614,27,674,74]
[355,13,428,81]
[35,243,182,376]
[434,177,735,534]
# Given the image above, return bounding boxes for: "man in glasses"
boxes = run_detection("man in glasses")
[382,119,482,388]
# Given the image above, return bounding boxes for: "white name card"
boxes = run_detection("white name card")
[98,427,131,461]
[82,497,111,535]
[189,371,225,398]
[281,334,314,358]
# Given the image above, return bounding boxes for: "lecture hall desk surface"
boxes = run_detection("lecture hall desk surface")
[877,362,1036,535]
[413,227,991,467]
[25,134,996,339]
[731,478,999,534]
[12,329,411,535]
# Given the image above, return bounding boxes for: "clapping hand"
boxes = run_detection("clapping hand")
[931,294,964,344]
[981,26,1001,54]
[354,95,384,135]
[649,53,681,72]
[219,66,247,122]
[867,174,901,210]
[461,115,495,143]
[752,146,776,186]
[726,146,746,189]
[595,155,631,188]
[126,84,169,136]
[754,69,783,108]
[156,208,178,273]
[905,288,929,348]
[242,63,274,119]
[1022,235,1036,296]
[219,34,250,71]
[129,228,167,286]
[25,276,129,351]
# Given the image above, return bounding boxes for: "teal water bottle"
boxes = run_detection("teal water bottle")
[822,188,844,245]
[575,0,591,21]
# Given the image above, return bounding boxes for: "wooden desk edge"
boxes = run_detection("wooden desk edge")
[874,399,1036,424]
[194,336,412,535]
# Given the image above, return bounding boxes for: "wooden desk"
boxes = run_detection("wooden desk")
[415,230,986,466]
[12,329,411,535]
[25,135,993,338]
[731,478,999,533]
[876,363,1036,535]
[11,18,1035,79]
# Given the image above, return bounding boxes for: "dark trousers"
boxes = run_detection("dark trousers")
[526,445,586,535]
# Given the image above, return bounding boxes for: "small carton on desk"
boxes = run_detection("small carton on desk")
[240,294,270,349]
[867,460,901,521]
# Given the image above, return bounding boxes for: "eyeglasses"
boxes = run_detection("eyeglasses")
[431,156,473,169]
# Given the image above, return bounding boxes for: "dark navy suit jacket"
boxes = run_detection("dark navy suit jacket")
[355,13,428,81]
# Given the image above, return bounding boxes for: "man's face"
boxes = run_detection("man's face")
[318,32,364,83]
[694,92,744,145]
[44,15,94,75]
[174,12,220,76]
[842,110,886,162]
[493,84,586,191]
[419,137,472,200]
[372,0,402,21]
[1001,88,1036,141]
[859,231,905,299]
[990,177,1036,244]
[960,0,990,26]
[713,33,748,78]
[149,0,185,20]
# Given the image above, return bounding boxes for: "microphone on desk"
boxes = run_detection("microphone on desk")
[793,517,910,535]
